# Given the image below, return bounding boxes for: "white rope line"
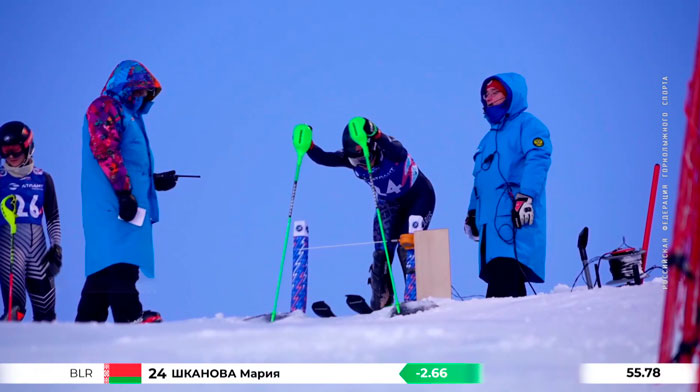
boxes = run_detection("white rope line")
[300,239,399,251]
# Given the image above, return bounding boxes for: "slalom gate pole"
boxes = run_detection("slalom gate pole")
[290,221,309,313]
[401,215,424,302]
[640,163,660,277]
[659,14,700,363]
[271,124,312,322]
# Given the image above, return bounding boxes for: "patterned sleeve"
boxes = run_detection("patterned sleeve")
[86,96,131,192]
[43,172,61,246]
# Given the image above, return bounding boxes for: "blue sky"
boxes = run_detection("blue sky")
[0,1,697,321]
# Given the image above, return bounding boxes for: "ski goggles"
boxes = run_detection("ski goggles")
[1,145,24,158]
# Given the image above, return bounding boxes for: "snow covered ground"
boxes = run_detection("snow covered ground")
[0,278,689,392]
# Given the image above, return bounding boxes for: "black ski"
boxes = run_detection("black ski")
[345,294,374,314]
[243,312,292,322]
[311,301,336,318]
[346,294,437,317]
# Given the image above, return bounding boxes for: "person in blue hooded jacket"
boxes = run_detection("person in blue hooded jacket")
[76,60,178,323]
[464,73,552,298]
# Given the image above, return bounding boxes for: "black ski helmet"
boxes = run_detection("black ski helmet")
[0,121,34,162]
[341,117,380,158]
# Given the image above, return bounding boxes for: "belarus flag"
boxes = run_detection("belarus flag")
[105,363,141,384]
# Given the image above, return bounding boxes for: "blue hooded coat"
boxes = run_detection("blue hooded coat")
[81,61,161,278]
[468,73,552,283]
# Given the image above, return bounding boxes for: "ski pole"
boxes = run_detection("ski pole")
[577,227,593,289]
[174,174,201,179]
[271,124,312,322]
[1,195,17,321]
[348,117,401,315]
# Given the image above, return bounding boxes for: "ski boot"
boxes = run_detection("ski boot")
[134,310,162,323]
[369,250,393,311]
[1,306,25,321]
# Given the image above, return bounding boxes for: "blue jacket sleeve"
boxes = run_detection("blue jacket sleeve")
[468,187,477,212]
[519,116,552,199]
[307,144,353,168]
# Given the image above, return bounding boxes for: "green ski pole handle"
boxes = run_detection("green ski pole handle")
[270,124,312,322]
[347,117,401,314]
[293,124,313,164]
[348,117,370,157]
[1,195,17,234]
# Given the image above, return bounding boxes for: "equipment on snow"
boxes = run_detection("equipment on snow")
[401,215,423,302]
[134,310,162,323]
[244,312,293,322]
[311,301,335,318]
[571,232,657,290]
[414,229,453,300]
[291,221,309,313]
[577,227,593,289]
[346,294,374,315]
[270,124,312,322]
[600,244,646,286]
[346,294,437,317]
[1,195,17,321]
[641,164,660,279]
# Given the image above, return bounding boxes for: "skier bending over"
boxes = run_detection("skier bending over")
[464,73,552,298]
[0,121,62,321]
[307,117,436,310]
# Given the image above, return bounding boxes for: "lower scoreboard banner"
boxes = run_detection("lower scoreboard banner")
[0,363,482,384]
[580,363,699,384]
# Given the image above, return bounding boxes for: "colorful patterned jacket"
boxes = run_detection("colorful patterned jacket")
[85,61,162,192]
[81,60,162,278]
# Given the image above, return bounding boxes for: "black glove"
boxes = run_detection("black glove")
[154,170,178,191]
[116,190,138,221]
[464,209,479,241]
[43,244,63,277]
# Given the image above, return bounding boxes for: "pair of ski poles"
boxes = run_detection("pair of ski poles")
[270,118,401,322]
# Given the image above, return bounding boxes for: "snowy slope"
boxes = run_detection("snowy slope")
[0,278,687,392]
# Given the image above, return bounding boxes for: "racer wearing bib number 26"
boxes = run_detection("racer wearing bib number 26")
[307,117,436,310]
[0,121,62,321]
